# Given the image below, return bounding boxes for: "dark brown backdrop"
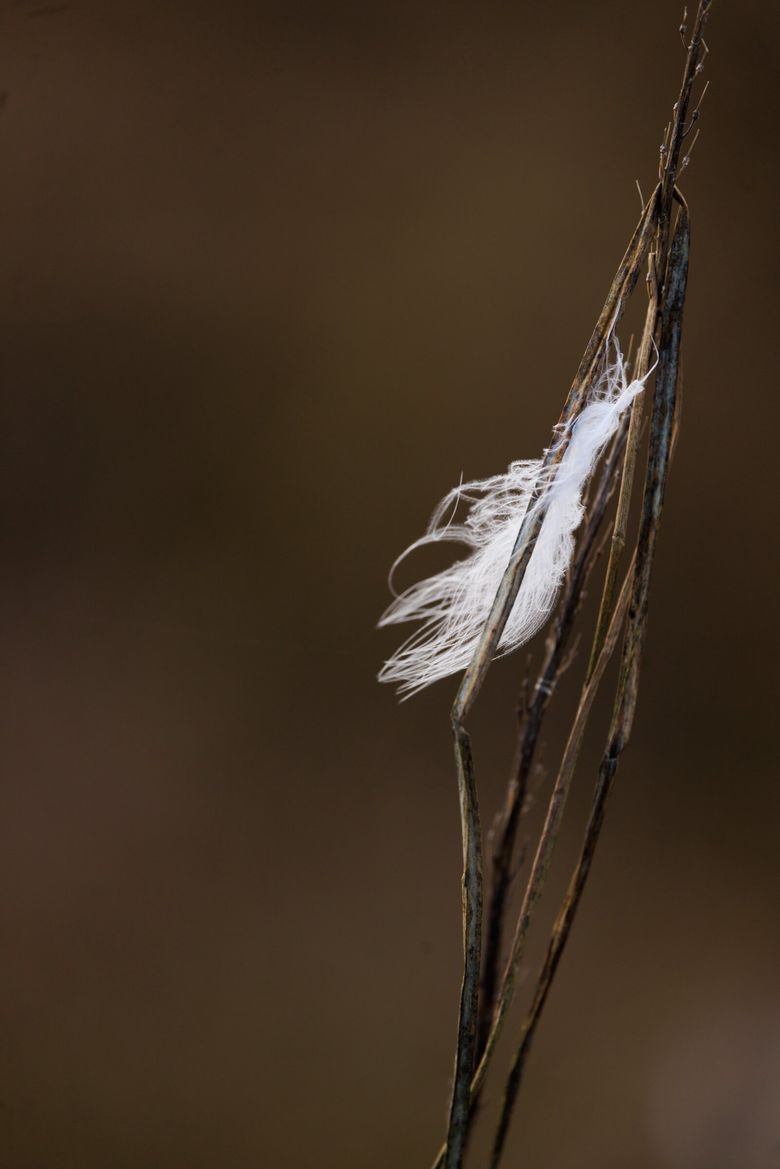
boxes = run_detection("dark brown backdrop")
[0,2,778,1167]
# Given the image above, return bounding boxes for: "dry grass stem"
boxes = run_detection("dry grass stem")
[488,202,690,1168]
[441,192,657,1169]
[431,4,710,1166]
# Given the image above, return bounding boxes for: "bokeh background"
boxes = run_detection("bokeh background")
[0,2,778,1166]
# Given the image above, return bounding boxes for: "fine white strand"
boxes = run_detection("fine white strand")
[378,341,648,697]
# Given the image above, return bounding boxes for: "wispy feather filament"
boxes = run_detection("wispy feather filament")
[378,341,649,696]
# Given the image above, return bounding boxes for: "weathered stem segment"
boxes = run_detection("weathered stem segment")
[451,189,659,727]
[489,202,690,1169]
[443,722,482,1169]
[477,424,630,1059]
[473,551,635,1083]
[435,559,638,1169]
[441,190,658,1169]
[657,1,710,278]
[586,272,658,683]
[441,3,709,1163]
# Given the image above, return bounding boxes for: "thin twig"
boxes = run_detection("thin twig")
[585,265,658,682]
[483,6,706,1155]
[440,4,708,1162]
[432,446,639,1169]
[477,423,630,1057]
[488,197,691,1169]
[657,0,710,274]
[441,189,658,1169]
[470,551,635,1105]
[443,721,483,1169]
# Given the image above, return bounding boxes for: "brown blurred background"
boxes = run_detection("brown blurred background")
[0,2,778,1166]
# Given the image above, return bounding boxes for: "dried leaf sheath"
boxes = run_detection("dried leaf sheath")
[378,342,648,696]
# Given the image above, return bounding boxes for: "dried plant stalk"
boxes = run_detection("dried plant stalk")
[585,269,658,683]
[477,421,632,1059]
[489,200,690,1169]
[441,195,657,1169]
[482,3,705,1158]
[378,5,713,1167]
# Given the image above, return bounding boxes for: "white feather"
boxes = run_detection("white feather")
[378,340,648,697]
